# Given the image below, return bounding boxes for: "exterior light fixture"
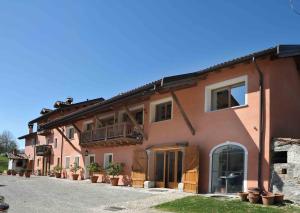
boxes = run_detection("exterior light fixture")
[85,149,89,156]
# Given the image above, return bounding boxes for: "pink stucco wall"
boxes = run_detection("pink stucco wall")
[24,56,300,192]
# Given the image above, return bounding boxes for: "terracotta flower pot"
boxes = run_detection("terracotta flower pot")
[262,194,275,206]
[274,193,284,204]
[7,170,11,175]
[19,172,24,177]
[248,192,260,204]
[237,192,249,201]
[91,176,98,183]
[55,173,61,178]
[12,171,17,176]
[110,177,119,186]
[72,174,79,180]
[25,171,31,178]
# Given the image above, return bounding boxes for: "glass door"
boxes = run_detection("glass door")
[155,150,183,189]
[211,145,245,193]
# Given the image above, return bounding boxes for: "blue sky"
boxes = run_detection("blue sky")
[0,0,299,149]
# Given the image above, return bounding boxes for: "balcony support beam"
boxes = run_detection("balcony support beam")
[56,127,81,153]
[171,91,195,135]
[123,105,146,140]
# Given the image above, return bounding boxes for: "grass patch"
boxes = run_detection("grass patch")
[0,155,8,172]
[155,196,300,213]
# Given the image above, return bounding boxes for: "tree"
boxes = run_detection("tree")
[0,130,17,153]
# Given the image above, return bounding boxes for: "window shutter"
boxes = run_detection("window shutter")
[183,145,199,193]
[131,149,148,188]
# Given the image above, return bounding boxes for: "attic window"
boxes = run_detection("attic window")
[273,151,287,163]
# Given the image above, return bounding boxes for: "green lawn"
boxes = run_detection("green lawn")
[0,155,8,172]
[155,196,300,213]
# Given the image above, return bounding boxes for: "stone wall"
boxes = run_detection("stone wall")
[271,138,300,203]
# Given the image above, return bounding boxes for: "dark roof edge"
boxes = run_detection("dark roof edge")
[39,44,300,130]
[29,97,104,124]
[41,80,160,130]
[18,132,37,140]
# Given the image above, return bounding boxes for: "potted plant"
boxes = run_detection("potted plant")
[106,162,123,186]
[87,163,101,183]
[19,169,25,177]
[53,165,62,178]
[247,187,260,204]
[70,163,81,180]
[237,191,248,201]
[25,169,32,178]
[7,170,12,175]
[11,170,17,176]
[261,191,275,206]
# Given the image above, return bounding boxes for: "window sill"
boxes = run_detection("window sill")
[206,104,249,113]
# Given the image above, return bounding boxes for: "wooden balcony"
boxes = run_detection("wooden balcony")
[80,122,142,147]
[36,145,52,156]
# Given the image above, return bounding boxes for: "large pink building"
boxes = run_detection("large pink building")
[19,45,300,193]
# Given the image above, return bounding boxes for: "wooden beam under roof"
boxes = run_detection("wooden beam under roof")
[56,127,82,153]
[171,91,195,135]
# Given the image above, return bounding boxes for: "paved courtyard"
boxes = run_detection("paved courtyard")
[0,175,189,213]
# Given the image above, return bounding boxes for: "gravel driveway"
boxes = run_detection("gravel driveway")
[0,175,189,213]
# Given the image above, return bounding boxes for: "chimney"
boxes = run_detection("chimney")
[65,97,73,105]
[28,124,34,133]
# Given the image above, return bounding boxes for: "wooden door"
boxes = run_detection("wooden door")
[131,149,147,188]
[183,145,199,193]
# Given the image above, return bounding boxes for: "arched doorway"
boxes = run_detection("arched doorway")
[209,142,247,193]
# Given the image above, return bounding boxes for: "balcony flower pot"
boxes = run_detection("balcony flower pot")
[105,162,123,186]
[248,192,260,204]
[274,193,284,204]
[11,170,17,176]
[237,192,249,201]
[70,163,81,181]
[87,163,102,183]
[261,193,275,206]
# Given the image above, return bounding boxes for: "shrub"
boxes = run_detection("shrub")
[53,165,63,173]
[105,162,123,178]
[70,163,81,174]
[87,163,101,176]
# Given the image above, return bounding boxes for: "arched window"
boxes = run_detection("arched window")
[210,143,246,193]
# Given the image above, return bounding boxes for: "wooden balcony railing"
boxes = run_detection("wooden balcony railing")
[81,122,135,144]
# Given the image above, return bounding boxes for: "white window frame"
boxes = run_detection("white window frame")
[66,126,75,139]
[150,97,173,123]
[103,153,113,169]
[74,156,80,166]
[65,156,70,169]
[204,75,248,112]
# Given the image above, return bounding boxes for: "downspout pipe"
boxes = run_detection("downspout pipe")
[252,57,264,191]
